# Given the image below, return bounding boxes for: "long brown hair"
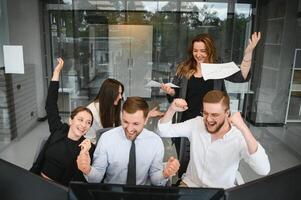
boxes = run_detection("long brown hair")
[94,78,124,128]
[176,33,217,79]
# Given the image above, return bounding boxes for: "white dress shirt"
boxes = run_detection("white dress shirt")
[157,116,270,189]
[86,126,168,186]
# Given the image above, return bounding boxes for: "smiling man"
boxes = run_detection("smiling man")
[77,96,179,186]
[157,90,270,189]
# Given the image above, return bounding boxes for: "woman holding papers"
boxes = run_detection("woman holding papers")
[161,32,261,178]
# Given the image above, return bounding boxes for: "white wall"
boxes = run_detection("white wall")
[6,0,46,137]
[0,0,9,67]
[7,0,46,119]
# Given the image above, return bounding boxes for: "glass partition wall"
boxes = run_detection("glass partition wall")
[44,0,253,119]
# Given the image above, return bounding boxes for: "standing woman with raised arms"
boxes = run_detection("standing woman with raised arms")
[161,32,261,177]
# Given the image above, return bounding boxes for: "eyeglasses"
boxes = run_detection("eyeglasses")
[200,111,229,120]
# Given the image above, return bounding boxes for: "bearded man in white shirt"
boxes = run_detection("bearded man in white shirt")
[157,90,270,189]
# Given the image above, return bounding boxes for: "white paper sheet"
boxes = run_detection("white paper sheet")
[146,80,179,88]
[201,62,240,81]
[166,82,179,88]
[3,45,24,74]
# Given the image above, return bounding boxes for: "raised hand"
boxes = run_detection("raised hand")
[161,83,175,96]
[244,32,261,58]
[229,112,259,154]
[171,98,188,112]
[51,57,64,81]
[228,112,248,131]
[163,156,180,178]
[54,58,64,72]
[77,151,91,175]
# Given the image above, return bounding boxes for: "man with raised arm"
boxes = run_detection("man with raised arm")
[157,90,270,188]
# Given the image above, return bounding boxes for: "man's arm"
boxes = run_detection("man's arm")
[159,98,188,123]
[158,98,196,138]
[229,112,258,154]
[230,112,270,175]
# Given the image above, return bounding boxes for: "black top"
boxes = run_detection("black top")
[42,137,84,186]
[34,81,95,186]
[182,76,213,121]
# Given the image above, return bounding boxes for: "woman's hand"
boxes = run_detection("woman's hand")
[54,58,64,72]
[147,106,164,119]
[240,32,261,79]
[145,107,164,124]
[51,58,64,81]
[161,83,175,96]
[79,138,92,153]
[243,32,261,61]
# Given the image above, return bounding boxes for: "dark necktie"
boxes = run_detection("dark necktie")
[126,140,136,185]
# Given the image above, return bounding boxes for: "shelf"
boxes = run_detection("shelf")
[286,119,301,122]
[262,65,279,71]
[267,17,284,21]
[264,43,281,46]
[291,84,301,91]
[285,49,301,124]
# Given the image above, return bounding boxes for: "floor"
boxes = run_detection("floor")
[0,120,301,184]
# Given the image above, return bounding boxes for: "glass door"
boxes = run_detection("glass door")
[44,0,254,117]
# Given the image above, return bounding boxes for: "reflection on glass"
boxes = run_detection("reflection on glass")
[46,1,252,114]
[78,11,88,32]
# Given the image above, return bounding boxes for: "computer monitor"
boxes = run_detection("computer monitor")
[0,159,68,200]
[69,182,225,200]
[226,164,301,200]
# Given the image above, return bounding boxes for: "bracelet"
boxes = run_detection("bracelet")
[243,58,252,62]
